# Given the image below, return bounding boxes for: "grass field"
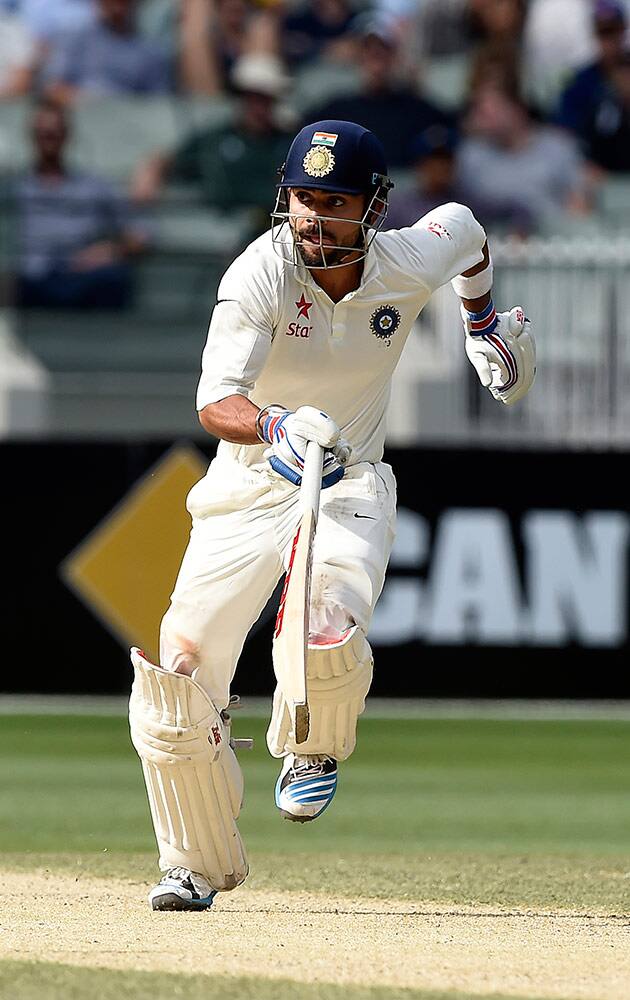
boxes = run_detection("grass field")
[1,708,629,1000]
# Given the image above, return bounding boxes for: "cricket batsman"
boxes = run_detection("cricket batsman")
[128,119,536,910]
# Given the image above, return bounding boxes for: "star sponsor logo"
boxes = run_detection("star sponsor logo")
[286,294,313,337]
[370,304,401,346]
[295,293,313,319]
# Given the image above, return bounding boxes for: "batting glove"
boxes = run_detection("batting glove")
[257,404,352,488]
[462,302,536,406]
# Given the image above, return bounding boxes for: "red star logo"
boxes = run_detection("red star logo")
[295,294,313,320]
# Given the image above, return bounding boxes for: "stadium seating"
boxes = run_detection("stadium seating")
[72,96,234,182]
[419,55,471,113]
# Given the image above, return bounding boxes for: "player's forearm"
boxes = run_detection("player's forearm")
[450,239,500,337]
[461,289,491,312]
[198,395,261,444]
[455,240,492,313]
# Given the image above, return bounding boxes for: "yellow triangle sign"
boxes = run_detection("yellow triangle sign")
[61,443,207,660]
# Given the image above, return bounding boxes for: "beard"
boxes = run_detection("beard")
[292,224,365,268]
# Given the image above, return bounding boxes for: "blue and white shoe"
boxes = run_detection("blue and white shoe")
[275,753,338,822]
[148,867,217,911]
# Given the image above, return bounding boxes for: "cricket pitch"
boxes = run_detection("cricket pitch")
[2,868,629,1000]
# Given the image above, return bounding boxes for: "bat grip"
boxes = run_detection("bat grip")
[301,440,323,519]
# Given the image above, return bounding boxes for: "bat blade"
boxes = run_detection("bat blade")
[272,441,323,746]
[273,506,316,744]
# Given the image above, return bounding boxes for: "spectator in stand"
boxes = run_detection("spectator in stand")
[14,100,149,309]
[556,0,628,134]
[43,0,171,103]
[282,0,354,66]
[410,0,524,61]
[307,12,453,168]
[457,81,590,231]
[472,0,526,45]
[132,53,291,228]
[0,1,36,97]
[179,0,282,95]
[384,123,534,234]
[411,0,475,60]
[467,38,523,94]
[523,0,596,111]
[580,48,630,171]
[406,0,526,114]
[17,0,97,43]
[374,0,419,18]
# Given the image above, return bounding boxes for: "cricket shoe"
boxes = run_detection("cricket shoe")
[275,753,338,822]
[148,867,217,911]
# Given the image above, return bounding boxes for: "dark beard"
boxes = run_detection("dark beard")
[296,230,365,268]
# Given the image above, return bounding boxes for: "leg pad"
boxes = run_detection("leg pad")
[266,626,373,761]
[129,648,248,890]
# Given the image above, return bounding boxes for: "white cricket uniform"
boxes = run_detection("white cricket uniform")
[160,202,486,713]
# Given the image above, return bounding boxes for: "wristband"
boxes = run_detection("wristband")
[451,258,493,299]
[255,403,288,443]
[465,298,498,336]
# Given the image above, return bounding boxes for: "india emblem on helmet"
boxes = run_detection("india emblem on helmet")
[303,146,335,178]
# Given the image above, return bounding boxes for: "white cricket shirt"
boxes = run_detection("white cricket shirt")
[196,202,486,470]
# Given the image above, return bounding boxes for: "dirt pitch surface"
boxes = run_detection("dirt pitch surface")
[0,872,630,1000]
[2,870,629,1000]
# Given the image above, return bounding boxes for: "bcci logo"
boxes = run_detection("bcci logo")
[370,305,401,347]
[303,145,335,178]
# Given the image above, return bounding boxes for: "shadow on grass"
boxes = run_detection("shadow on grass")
[1,850,630,913]
[1,961,564,1000]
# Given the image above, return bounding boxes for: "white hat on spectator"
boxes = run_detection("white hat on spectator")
[231,53,290,99]
[351,11,402,48]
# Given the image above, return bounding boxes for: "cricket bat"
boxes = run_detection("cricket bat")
[272,440,324,744]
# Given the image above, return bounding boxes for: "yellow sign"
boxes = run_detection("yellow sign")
[61,443,207,660]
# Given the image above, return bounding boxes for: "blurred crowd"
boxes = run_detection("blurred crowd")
[2,0,630,309]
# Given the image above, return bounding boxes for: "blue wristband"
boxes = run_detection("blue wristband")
[466,299,498,336]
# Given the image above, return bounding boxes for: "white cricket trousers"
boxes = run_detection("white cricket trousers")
[160,451,397,711]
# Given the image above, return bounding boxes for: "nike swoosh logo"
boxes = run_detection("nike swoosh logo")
[354,513,377,520]
[215,298,238,305]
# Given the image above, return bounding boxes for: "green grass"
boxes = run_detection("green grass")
[1,714,630,910]
[0,962,572,1000]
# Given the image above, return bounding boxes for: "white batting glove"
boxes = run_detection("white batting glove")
[462,303,536,406]
[257,404,352,488]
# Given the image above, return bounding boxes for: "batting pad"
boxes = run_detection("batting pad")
[129,648,248,890]
[266,626,373,761]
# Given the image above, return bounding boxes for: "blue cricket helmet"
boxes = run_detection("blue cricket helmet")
[278,120,390,195]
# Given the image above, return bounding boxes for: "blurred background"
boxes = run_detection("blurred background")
[2,0,630,701]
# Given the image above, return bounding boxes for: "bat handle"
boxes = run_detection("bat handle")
[301,440,324,519]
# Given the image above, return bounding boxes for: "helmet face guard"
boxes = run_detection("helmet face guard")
[270,173,392,270]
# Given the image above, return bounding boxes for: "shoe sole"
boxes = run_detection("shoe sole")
[280,808,314,823]
[150,892,215,912]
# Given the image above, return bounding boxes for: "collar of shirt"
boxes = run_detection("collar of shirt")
[291,231,381,297]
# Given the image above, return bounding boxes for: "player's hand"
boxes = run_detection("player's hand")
[259,404,352,488]
[462,305,536,405]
